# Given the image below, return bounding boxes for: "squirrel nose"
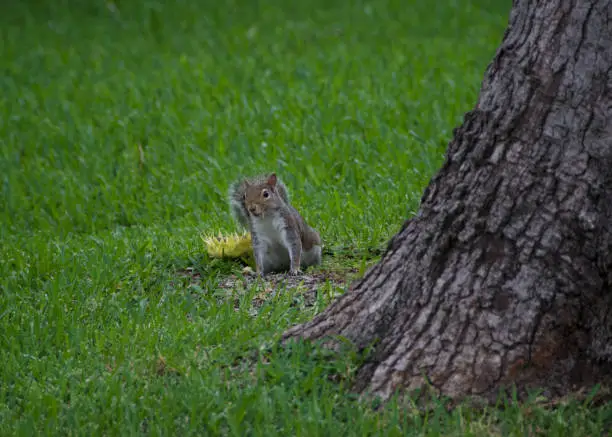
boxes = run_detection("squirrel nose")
[249,206,257,214]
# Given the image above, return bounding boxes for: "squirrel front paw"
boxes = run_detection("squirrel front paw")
[288,268,301,276]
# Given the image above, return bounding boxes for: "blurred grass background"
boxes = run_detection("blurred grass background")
[2,0,505,244]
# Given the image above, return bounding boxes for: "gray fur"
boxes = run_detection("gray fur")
[228,173,290,229]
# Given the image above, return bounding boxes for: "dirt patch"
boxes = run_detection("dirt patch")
[177,267,355,311]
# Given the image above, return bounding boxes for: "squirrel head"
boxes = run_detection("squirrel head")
[243,173,283,218]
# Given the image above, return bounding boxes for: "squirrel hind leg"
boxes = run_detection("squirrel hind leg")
[301,245,322,268]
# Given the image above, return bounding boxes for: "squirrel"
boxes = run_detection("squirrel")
[228,173,322,276]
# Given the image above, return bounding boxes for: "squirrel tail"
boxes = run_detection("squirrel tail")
[228,179,250,229]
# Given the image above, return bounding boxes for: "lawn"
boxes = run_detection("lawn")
[1,0,610,435]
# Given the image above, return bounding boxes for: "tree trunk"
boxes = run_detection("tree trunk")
[282,0,612,404]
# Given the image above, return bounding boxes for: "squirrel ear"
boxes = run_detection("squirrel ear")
[267,173,277,187]
[243,178,250,188]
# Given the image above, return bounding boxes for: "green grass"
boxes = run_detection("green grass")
[2,0,611,435]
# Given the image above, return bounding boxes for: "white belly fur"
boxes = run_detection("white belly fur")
[252,216,322,273]
[252,216,291,273]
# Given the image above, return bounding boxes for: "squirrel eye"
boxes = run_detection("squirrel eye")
[262,190,269,198]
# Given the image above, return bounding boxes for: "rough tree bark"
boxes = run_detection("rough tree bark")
[282,0,612,403]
